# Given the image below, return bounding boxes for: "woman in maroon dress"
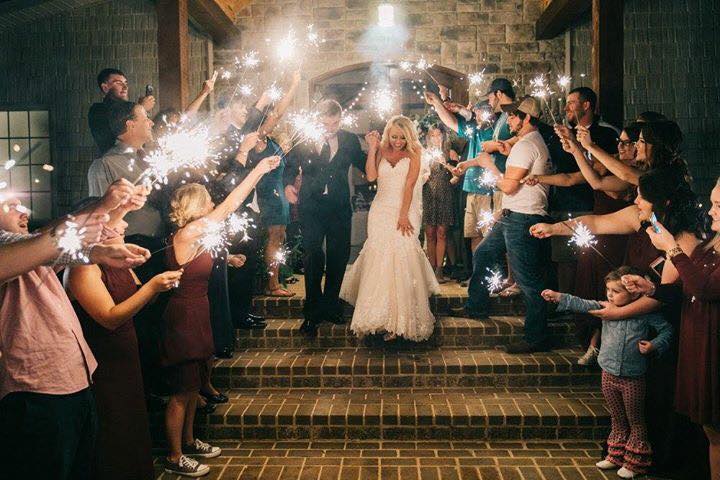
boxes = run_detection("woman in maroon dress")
[160,154,279,477]
[68,201,183,480]
[624,176,720,480]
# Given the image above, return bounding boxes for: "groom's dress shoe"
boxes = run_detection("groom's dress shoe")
[237,316,266,329]
[299,319,318,337]
[247,313,265,323]
[326,312,347,325]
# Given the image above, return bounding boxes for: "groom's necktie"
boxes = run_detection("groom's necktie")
[320,141,331,163]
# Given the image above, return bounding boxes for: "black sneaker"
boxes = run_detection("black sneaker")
[505,340,550,354]
[183,438,222,458]
[164,455,210,477]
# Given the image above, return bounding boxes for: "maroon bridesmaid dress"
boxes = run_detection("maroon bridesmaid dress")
[75,265,154,480]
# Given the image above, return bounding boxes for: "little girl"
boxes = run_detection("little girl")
[542,266,672,479]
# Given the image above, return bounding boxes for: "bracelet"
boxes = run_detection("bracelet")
[667,246,683,259]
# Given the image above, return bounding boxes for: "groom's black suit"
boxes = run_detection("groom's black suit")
[284,129,365,324]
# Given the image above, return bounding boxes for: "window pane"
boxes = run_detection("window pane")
[31,192,52,221]
[29,111,49,137]
[0,112,7,138]
[8,111,29,137]
[10,165,30,191]
[9,139,29,165]
[0,168,8,188]
[0,139,8,163]
[30,165,51,191]
[30,139,50,165]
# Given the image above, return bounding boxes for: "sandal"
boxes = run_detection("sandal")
[264,288,296,298]
[498,283,521,297]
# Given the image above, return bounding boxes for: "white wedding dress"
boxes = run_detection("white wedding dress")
[340,156,440,341]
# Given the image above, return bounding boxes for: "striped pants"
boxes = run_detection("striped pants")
[602,371,653,473]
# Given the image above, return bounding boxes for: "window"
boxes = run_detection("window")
[0,109,53,222]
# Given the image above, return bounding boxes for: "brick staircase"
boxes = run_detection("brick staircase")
[154,284,613,479]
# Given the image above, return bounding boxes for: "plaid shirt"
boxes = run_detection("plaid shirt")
[0,230,97,399]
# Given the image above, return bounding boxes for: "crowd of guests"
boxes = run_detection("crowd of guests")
[0,62,717,480]
[421,78,718,479]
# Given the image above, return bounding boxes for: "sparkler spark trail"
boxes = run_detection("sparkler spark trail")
[422,147,445,166]
[220,70,232,80]
[468,70,485,86]
[562,220,615,267]
[242,50,260,69]
[568,222,597,248]
[477,170,499,189]
[484,268,506,294]
[287,110,328,146]
[340,112,358,129]
[557,74,572,91]
[464,125,475,137]
[196,219,230,259]
[370,87,398,119]
[227,212,255,242]
[275,29,299,62]
[270,245,291,268]
[266,84,283,102]
[56,219,89,262]
[239,84,253,96]
[530,74,558,124]
[476,210,495,231]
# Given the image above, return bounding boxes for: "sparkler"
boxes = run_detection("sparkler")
[340,111,358,129]
[468,70,485,86]
[227,212,255,242]
[242,50,260,69]
[56,219,90,262]
[530,74,558,124]
[196,219,230,259]
[369,87,398,119]
[464,125,475,137]
[220,70,232,80]
[239,84,254,97]
[557,74,572,91]
[562,220,615,267]
[484,268,506,294]
[478,109,494,127]
[270,245,291,268]
[275,29,299,62]
[286,110,328,149]
[476,210,496,231]
[266,83,283,102]
[422,147,445,166]
[477,170,499,189]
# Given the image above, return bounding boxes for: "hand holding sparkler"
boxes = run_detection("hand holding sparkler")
[149,270,184,292]
[540,289,562,302]
[236,132,260,164]
[481,141,502,154]
[228,254,247,268]
[575,126,594,149]
[529,222,556,239]
[88,243,150,269]
[99,178,137,212]
[201,70,219,95]
[254,155,282,174]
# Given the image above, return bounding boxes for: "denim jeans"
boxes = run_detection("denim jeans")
[465,210,551,345]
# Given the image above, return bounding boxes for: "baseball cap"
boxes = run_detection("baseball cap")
[501,95,542,119]
[484,78,514,97]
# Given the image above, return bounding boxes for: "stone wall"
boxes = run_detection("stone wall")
[568,0,720,198]
[217,0,566,106]
[0,0,210,215]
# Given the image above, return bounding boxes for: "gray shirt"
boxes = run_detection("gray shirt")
[557,293,673,377]
[87,141,166,238]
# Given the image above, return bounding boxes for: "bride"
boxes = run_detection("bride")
[340,115,440,341]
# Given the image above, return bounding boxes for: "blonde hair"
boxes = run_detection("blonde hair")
[380,115,422,158]
[169,183,211,228]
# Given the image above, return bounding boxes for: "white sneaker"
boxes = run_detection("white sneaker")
[184,438,222,458]
[578,345,599,365]
[617,466,637,478]
[596,459,618,470]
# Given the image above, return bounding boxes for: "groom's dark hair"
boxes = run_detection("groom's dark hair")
[318,99,342,117]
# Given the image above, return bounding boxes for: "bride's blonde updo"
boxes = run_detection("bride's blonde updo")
[168,183,212,228]
[380,115,422,158]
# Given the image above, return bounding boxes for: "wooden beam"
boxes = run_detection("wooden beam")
[535,0,591,40]
[188,0,246,44]
[156,0,190,110]
[592,0,624,127]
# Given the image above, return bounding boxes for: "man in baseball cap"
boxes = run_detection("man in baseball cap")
[462,94,554,355]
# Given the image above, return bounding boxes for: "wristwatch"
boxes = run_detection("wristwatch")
[667,245,684,259]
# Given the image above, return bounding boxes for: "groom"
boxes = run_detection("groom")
[284,99,366,335]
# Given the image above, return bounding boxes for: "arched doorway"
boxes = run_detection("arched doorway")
[309,62,470,130]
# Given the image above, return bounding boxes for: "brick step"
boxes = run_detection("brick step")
[252,281,525,319]
[181,387,609,441]
[213,348,598,389]
[236,316,578,349]
[153,439,617,480]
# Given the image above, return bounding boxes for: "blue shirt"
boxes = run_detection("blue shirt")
[557,293,673,377]
[456,113,512,195]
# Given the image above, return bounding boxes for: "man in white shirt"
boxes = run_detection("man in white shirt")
[461,96,554,353]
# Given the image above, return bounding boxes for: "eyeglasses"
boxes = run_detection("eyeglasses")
[617,139,635,147]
